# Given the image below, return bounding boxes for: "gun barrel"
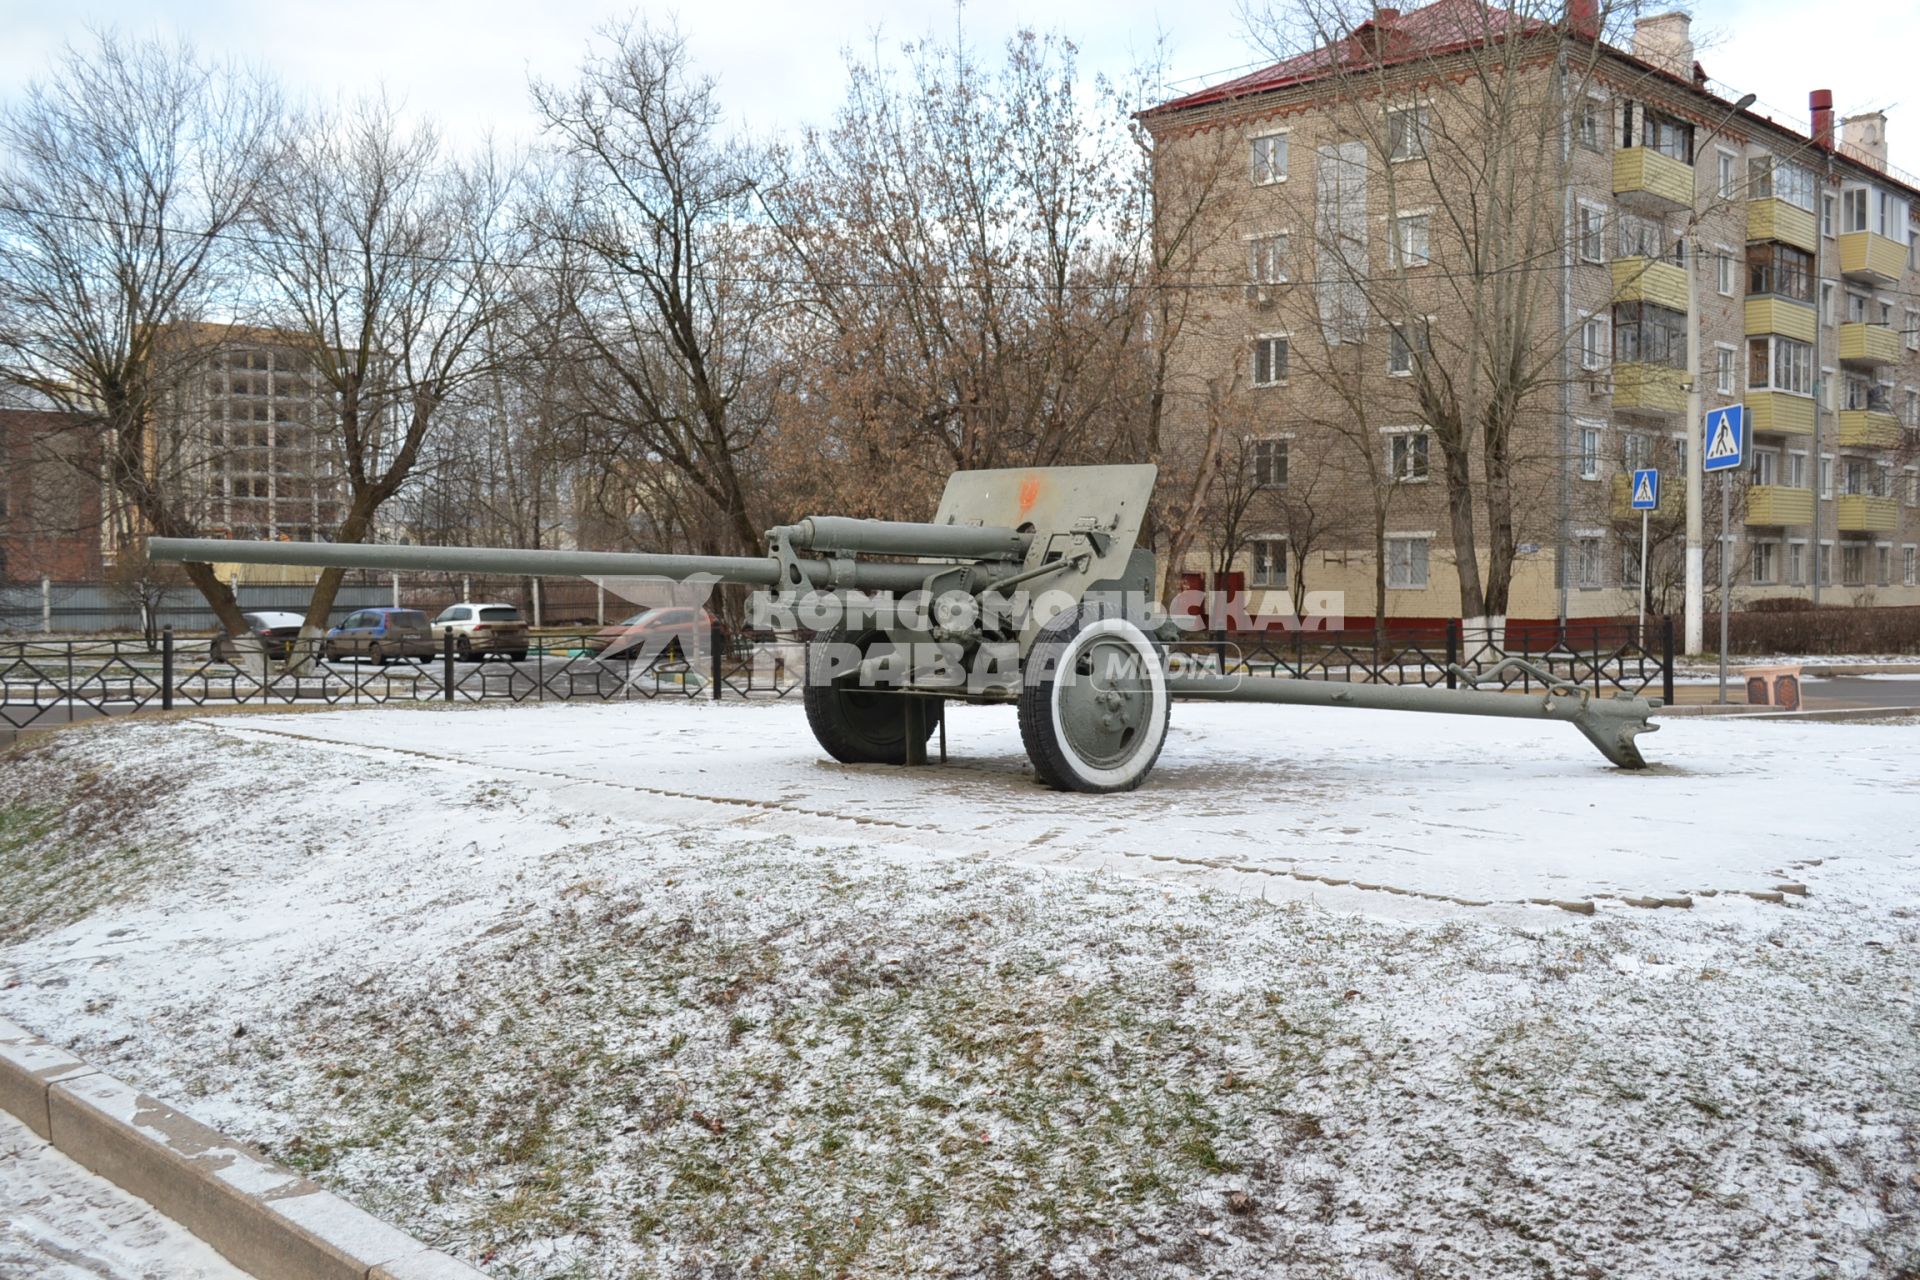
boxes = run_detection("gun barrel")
[785,517,1030,561]
[149,537,784,585]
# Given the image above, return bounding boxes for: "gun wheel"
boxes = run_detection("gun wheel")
[804,627,941,765]
[1018,607,1169,793]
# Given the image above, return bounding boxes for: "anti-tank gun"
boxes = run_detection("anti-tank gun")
[150,464,1660,792]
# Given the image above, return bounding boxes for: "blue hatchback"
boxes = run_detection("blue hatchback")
[322,608,435,665]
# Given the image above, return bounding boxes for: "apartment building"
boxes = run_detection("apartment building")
[0,408,101,583]
[1144,0,1920,623]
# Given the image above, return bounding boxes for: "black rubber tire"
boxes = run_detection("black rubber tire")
[1017,606,1170,794]
[456,637,473,662]
[370,643,387,667]
[508,651,528,662]
[802,627,941,765]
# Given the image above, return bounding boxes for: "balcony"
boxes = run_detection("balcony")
[1610,258,1688,312]
[1743,296,1816,344]
[1837,494,1898,533]
[1744,391,1815,436]
[1611,362,1687,414]
[1836,321,1901,366]
[1612,148,1693,211]
[1745,485,1814,527]
[1836,409,1903,448]
[1837,230,1907,284]
[1745,199,1818,254]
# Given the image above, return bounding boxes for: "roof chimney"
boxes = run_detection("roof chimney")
[1632,12,1693,79]
[1810,90,1835,151]
[1841,112,1888,172]
[1566,0,1600,42]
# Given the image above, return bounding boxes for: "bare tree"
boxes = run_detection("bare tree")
[0,32,278,637]
[247,98,518,649]
[532,20,777,555]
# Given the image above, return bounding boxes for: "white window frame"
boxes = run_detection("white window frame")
[1906,309,1920,352]
[1714,342,1737,395]
[1787,538,1808,587]
[1576,200,1608,264]
[1787,449,1808,489]
[1249,130,1289,186]
[1387,317,1432,376]
[1578,94,1608,153]
[1387,104,1430,162]
[1383,426,1432,483]
[1249,535,1288,589]
[1249,435,1291,488]
[1716,148,1739,200]
[1876,541,1894,588]
[1245,231,1290,288]
[1819,453,1835,500]
[1251,333,1289,387]
[1573,531,1606,590]
[1904,544,1917,587]
[1714,244,1737,296]
[1751,538,1780,587]
[1393,210,1432,269]
[1579,311,1610,371]
[1385,533,1432,589]
[1576,419,1605,481]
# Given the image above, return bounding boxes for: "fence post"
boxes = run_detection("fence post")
[1661,615,1676,705]
[443,629,455,702]
[42,576,52,634]
[710,634,723,702]
[1445,618,1459,689]
[161,625,174,711]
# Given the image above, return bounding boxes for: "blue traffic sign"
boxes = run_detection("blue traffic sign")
[1702,404,1746,473]
[1630,467,1660,511]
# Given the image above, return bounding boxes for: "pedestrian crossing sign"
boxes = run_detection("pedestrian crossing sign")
[1702,404,1746,473]
[1630,468,1659,511]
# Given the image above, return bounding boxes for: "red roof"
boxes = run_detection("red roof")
[1148,0,1551,115]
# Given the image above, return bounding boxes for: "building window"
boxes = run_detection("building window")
[1905,545,1917,587]
[1249,132,1288,185]
[1819,454,1834,500]
[1749,156,1815,211]
[1716,150,1739,200]
[1715,344,1737,395]
[1250,437,1289,487]
[1578,96,1607,152]
[1752,540,1779,586]
[1578,424,1602,480]
[1842,458,1873,497]
[1623,431,1651,472]
[1842,187,1869,233]
[1906,310,1920,352]
[1614,302,1686,367]
[1877,543,1893,587]
[1820,281,1837,326]
[1580,314,1609,370]
[1575,536,1605,588]
[1250,537,1287,589]
[1822,192,1837,238]
[1715,246,1737,296]
[1841,543,1866,585]
[1640,111,1694,163]
[1386,535,1430,589]
[1246,234,1288,294]
[1788,541,1807,586]
[1393,213,1431,268]
[1817,541,1832,586]
[1754,447,1779,486]
[1616,211,1669,261]
[1577,203,1607,263]
[1748,335,1814,395]
[1787,451,1808,489]
[1388,320,1429,375]
[1389,431,1431,482]
[1747,242,1813,302]
[1387,106,1429,161]
[1252,336,1289,386]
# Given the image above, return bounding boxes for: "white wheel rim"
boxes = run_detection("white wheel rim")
[1047,617,1167,787]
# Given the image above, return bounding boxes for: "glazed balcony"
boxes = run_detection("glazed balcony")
[1837,230,1907,284]
[1743,390,1815,437]
[1835,409,1902,449]
[1836,321,1901,367]
[1612,148,1693,211]
[1836,494,1897,533]
[1744,485,1814,527]
[1745,199,1817,254]
[1610,258,1689,312]
[1610,362,1687,414]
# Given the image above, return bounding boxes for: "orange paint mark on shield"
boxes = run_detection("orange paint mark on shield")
[1018,474,1042,515]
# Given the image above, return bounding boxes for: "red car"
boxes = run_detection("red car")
[585,607,726,665]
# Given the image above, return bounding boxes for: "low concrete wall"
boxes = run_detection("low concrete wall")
[0,1017,489,1280]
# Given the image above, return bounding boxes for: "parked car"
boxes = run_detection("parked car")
[210,611,310,662]
[429,602,531,661]
[584,607,726,664]
[322,608,436,665]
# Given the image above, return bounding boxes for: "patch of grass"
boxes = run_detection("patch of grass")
[0,756,173,943]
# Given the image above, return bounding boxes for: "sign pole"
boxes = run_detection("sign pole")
[1639,507,1649,643]
[1717,472,1731,704]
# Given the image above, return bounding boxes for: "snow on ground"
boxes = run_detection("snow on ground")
[0,1110,250,1280]
[0,699,1917,1279]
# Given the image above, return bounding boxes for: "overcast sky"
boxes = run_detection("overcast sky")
[0,0,1914,176]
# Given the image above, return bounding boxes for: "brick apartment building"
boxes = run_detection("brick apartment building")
[1144,0,1920,625]
[0,407,101,583]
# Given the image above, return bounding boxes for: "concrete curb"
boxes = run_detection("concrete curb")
[0,1016,489,1280]
[1742,704,1920,723]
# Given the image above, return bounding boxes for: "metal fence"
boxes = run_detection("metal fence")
[0,629,805,735]
[0,581,398,636]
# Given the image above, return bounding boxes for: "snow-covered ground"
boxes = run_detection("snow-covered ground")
[1,699,1917,1278]
[0,1111,249,1280]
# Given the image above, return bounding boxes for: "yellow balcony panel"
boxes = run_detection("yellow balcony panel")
[1837,494,1898,533]
[1837,230,1907,283]
[1744,391,1815,436]
[1743,296,1817,343]
[1612,148,1693,210]
[1836,409,1902,448]
[1610,257,1689,312]
[1745,199,1818,253]
[1744,485,1814,527]
[1611,362,1687,414]
[1836,321,1901,366]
